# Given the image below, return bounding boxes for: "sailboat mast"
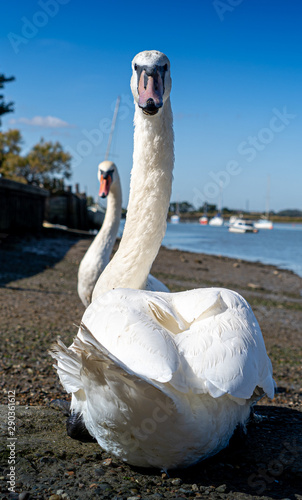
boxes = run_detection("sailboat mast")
[265,175,271,218]
[104,96,121,161]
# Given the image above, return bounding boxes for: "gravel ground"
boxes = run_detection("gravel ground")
[0,228,301,500]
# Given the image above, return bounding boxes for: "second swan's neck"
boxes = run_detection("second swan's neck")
[78,178,122,307]
[92,99,174,299]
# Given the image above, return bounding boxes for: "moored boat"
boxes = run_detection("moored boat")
[209,213,224,226]
[229,219,258,234]
[199,215,208,225]
[254,218,273,230]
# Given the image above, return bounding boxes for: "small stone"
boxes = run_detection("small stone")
[247,282,259,289]
[192,483,199,491]
[233,262,240,268]
[161,472,168,479]
[102,458,113,467]
[127,497,140,500]
[56,491,64,496]
[94,467,105,476]
[216,484,227,493]
[66,465,76,471]
[64,471,74,477]
[49,496,61,500]
[98,482,112,491]
[171,478,182,486]
[18,493,31,500]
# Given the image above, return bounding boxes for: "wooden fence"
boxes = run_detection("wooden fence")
[0,178,90,232]
[0,178,49,231]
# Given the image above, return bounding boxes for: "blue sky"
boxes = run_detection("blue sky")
[1,0,302,212]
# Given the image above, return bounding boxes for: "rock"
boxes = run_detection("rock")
[171,478,182,486]
[102,457,113,466]
[192,483,199,491]
[94,467,105,476]
[18,493,31,500]
[247,282,260,289]
[97,482,112,491]
[216,484,227,493]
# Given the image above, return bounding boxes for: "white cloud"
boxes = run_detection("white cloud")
[9,115,74,128]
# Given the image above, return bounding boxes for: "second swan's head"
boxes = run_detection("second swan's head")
[130,50,171,116]
[98,160,119,198]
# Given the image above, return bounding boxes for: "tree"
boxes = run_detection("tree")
[19,138,72,189]
[170,201,195,213]
[0,131,72,191]
[0,129,23,177]
[0,74,15,126]
[198,203,216,213]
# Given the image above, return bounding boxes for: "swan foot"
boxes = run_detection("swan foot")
[67,411,97,443]
[228,422,248,452]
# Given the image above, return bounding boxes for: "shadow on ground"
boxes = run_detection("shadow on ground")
[0,229,88,287]
[0,404,301,499]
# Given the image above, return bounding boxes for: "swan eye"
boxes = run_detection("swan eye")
[134,63,138,71]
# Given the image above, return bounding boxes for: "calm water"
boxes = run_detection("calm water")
[162,222,302,278]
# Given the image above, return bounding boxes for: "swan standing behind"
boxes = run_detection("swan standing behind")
[51,50,274,470]
[78,160,169,308]
[78,161,122,307]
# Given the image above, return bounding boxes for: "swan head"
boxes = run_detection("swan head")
[98,160,118,198]
[131,50,171,116]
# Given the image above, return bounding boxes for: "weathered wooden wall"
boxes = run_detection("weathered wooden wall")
[44,191,89,230]
[0,178,49,231]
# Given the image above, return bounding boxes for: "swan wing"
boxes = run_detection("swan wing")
[171,288,274,399]
[79,289,183,385]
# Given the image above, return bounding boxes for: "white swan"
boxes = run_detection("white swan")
[51,50,274,470]
[78,160,169,307]
[78,161,122,307]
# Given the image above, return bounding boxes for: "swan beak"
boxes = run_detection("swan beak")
[99,173,112,198]
[138,70,163,115]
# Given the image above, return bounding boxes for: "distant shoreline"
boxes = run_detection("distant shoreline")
[167,213,302,224]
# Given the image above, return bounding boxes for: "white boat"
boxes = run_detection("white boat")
[229,219,258,234]
[170,214,180,224]
[229,215,240,225]
[254,218,273,230]
[209,213,224,226]
[199,215,208,225]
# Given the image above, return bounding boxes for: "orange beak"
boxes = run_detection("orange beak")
[99,174,112,198]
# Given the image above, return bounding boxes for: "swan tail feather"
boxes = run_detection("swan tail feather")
[49,339,83,393]
[51,323,178,415]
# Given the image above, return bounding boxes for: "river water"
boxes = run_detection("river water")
[162,222,302,278]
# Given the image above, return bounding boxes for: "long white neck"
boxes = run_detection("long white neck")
[78,178,122,307]
[92,99,174,299]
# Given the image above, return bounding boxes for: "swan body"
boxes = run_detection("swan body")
[78,160,169,307]
[51,50,274,469]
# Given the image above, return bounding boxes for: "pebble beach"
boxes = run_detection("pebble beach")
[0,229,301,500]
